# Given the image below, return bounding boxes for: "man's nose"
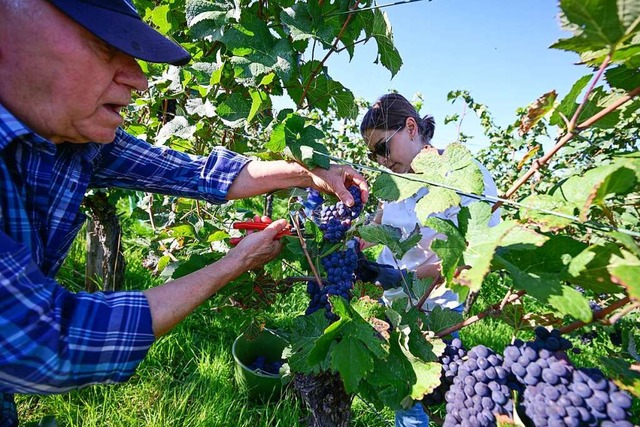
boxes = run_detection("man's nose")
[114,54,149,92]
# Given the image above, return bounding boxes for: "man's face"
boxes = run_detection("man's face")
[0,0,149,143]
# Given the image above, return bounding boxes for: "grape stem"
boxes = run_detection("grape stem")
[560,296,632,334]
[289,206,324,289]
[435,290,525,338]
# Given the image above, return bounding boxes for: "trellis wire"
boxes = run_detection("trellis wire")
[312,150,640,239]
[326,0,429,17]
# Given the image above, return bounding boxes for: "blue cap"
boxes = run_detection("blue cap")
[48,0,191,66]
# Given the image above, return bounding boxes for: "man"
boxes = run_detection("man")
[0,0,368,425]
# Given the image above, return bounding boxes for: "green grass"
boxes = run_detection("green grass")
[16,252,640,426]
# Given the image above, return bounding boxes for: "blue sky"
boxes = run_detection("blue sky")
[322,0,589,152]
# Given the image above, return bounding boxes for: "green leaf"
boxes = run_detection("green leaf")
[608,249,640,301]
[553,158,639,220]
[186,0,238,41]
[401,309,442,362]
[409,360,442,400]
[288,311,331,374]
[287,61,357,118]
[456,202,547,297]
[330,323,375,393]
[247,89,269,123]
[605,65,640,91]
[215,92,252,127]
[169,223,197,239]
[372,173,425,202]
[552,0,640,61]
[357,224,421,260]
[370,9,402,77]
[364,331,415,410]
[519,194,579,231]
[495,237,597,321]
[220,12,294,82]
[568,243,627,293]
[423,217,467,284]
[600,357,640,397]
[424,305,464,336]
[549,75,592,127]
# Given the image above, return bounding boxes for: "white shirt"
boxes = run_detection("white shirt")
[378,160,501,310]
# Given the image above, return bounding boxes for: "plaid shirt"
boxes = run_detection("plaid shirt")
[0,103,250,394]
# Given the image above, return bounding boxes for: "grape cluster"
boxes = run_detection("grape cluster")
[317,186,363,242]
[247,355,284,375]
[306,247,358,321]
[423,338,467,406]
[443,345,513,427]
[429,327,635,427]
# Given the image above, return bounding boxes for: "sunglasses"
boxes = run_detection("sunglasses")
[367,126,404,161]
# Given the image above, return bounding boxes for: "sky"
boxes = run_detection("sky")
[320,0,589,152]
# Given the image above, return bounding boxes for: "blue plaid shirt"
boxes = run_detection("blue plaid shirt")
[0,103,250,394]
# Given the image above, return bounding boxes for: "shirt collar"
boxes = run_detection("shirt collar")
[0,102,106,161]
[0,102,56,154]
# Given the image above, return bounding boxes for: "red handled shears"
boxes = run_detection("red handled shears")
[229,220,295,246]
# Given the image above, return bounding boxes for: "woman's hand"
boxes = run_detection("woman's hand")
[308,164,369,207]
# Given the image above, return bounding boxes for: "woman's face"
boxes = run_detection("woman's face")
[364,117,424,173]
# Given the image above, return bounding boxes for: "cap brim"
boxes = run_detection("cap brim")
[49,0,191,66]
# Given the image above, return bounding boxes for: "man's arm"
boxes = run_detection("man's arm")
[142,219,288,337]
[227,160,369,207]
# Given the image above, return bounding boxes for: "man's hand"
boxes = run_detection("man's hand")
[309,164,369,207]
[228,217,287,271]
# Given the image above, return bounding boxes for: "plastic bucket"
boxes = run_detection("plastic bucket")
[232,328,287,402]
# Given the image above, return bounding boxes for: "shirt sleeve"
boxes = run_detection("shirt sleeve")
[89,129,251,204]
[0,231,155,394]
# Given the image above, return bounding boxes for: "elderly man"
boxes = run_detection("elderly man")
[0,0,368,424]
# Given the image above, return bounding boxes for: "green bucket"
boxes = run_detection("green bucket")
[232,328,287,402]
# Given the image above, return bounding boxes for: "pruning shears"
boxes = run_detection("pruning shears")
[229,220,296,246]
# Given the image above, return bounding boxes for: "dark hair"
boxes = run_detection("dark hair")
[360,93,435,144]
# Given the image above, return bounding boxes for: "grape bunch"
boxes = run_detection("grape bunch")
[429,327,635,427]
[317,186,363,242]
[423,338,467,406]
[306,247,358,321]
[247,355,284,375]
[443,345,513,427]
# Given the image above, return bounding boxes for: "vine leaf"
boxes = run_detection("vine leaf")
[287,310,331,374]
[357,224,421,259]
[367,331,416,410]
[372,173,424,202]
[423,217,467,285]
[425,306,464,336]
[549,74,592,128]
[267,113,330,169]
[518,194,577,232]
[408,360,442,401]
[568,243,628,294]
[368,8,403,77]
[550,156,639,221]
[552,0,640,65]
[599,357,640,397]
[495,236,595,322]
[608,249,640,301]
[186,0,238,41]
[454,203,548,300]
[519,90,557,135]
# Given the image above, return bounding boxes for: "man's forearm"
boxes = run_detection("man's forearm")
[226,160,311,200]
[143,255,246,337]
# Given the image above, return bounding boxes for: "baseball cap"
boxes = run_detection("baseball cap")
[48,0,191,66]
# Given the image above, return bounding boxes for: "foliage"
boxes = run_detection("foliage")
[83,0,640,424]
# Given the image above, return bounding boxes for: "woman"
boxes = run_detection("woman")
[360,93,501,426]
